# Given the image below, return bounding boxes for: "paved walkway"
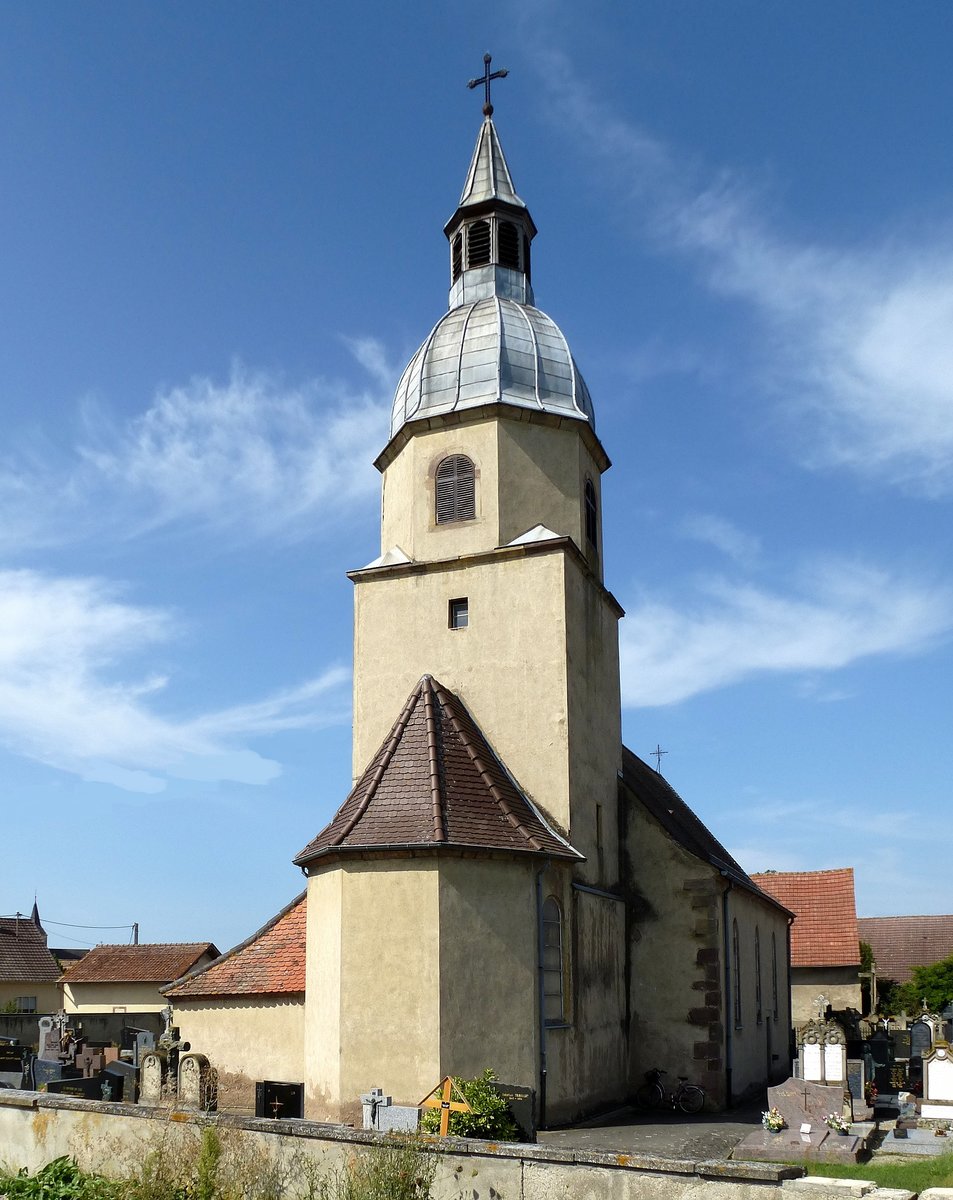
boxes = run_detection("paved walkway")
[538,1100,765,1161]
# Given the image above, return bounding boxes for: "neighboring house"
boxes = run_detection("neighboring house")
[0,904,60,1014]
[165,106,793,1125]
[858,915,953,986]
[60,943,219,1013]
[750,868,861,1027]
[165,894,306,1112]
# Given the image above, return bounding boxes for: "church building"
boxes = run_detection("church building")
[167,88,792,1125]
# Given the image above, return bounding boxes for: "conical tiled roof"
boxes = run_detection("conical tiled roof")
[458,116,526,210]
[294,676,581,867]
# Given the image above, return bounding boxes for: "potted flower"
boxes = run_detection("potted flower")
[824,1112,851,1135]
[762,1106,786,1133]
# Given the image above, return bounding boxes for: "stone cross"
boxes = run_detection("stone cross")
[467,54,509,117]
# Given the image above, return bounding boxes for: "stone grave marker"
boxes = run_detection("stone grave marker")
[892,1027,912,1060]
[798,1018,847,1085]
[910,1019,933,1059]
[133,1030,155,1068]
[103,1060,137,1102]
[922,1043,953,1119]
[31,1059,63,1090]
[360,1087,419,1133]
[733,1077,863,1165]
[178,1053,214,1111]
[255,1080,304,1120]
[139,1050,167,1106]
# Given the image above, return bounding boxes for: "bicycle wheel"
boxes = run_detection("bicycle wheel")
[677,1085,705,1114]
[635,1081,664,1110]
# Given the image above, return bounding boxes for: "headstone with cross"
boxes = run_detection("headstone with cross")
[418,1075,472,1137]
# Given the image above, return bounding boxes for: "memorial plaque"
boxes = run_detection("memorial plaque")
[255,1080,303,1120]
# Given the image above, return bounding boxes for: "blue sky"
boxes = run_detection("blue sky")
[3,2,952,952]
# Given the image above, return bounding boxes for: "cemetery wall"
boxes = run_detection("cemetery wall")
[171,996,305,1113]
[626,810,727,1106]
[790,967,860,1027]
[0,1090,797,1200]
[0,983,59,1016]
[62,980,171,1014]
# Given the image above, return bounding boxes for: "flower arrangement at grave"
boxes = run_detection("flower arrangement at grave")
[824,1112,851,1134]
[762,1106,786,1132]
[864,1080,877,1105]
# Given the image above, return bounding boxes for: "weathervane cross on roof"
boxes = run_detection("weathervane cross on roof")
[651,744,668,773]
[468,53,508,116]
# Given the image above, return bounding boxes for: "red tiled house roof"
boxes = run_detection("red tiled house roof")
[0,913,60,984]
[750,869,859,968]
[857,915,953,984]
[295,675,582,868]
[59,942,219,985]
[164,894,306,999]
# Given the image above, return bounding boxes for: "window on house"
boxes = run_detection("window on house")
[449,598,469,629]
[584,478,598,547]
[541,897,565,1025]
[498,220,520,270]
[755,926,763,1025]
[732,919,742,1029]
[435,455,476,524]
[451,232,463,282]
[771,931,779,1019]
[467,220,491,268]
[15,996,37,1013]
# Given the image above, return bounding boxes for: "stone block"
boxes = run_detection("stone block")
[689,1007,719,1025]
[693,1041,719,1058]
[782,1179,875,1196]
[696,948,719,964]
[920,1192,953,1200]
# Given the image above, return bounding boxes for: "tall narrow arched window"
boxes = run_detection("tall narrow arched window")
[435,455,475,524]
[755,926,763,1025]
[541,897,564,1025]
[467,220,491,268]
[451,232,463,282]
[584,478,598,547]
[732,919,742,1029]
[498,220,520,270]
[523,234,532,282]
[771,931,779,1020]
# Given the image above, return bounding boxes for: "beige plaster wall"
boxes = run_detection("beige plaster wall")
[352,548,572,827]
[790,966,861,1028]
[171,997,305,1113]
[62,981,171,1014]
[305,860,441,1122]
[0,982,60,1014]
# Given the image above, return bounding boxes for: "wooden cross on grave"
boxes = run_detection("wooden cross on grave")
[467,53,509,116]
[418,1075,472,1137]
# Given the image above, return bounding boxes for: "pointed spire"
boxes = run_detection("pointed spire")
[458,117,526,211]
[31,899,41,928]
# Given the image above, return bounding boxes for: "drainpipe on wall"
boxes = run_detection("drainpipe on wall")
[720,872,734,1108]
[536,859,551,1131]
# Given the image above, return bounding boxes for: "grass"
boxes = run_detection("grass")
[800,1149,953,1190]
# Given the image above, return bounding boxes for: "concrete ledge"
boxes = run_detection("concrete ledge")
[699,1159,803,1182]
[782,1181,875,1197]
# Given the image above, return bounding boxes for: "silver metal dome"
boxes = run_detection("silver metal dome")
[390,296,595,440]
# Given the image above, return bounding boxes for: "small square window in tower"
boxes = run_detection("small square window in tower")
[449,598,469,629]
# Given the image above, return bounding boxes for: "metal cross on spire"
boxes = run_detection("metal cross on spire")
[468,53,509,116]
[651,744,668,773]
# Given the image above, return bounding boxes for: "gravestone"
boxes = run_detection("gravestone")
[103,1060,137,1102]
[360,1086,419,1133]
[31,1058,63,1090]
[139,1050,167,1106]
[0,1044,26,1089]
[255,1080,304,1120]
[922,1043,953,1119]
[892,1028,912,1061]
[178,1053,214,1111]
[489,1080,537,1141]
[732,1077,863,1165]
[46,1074,108,1100]
[845,1059,867,1118]
[133,1030,155,1069]
[798,1018,847,1085]
[910,1019,933,1059]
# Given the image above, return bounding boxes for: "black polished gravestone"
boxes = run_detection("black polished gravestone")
[489,1081,536,1141]
[910,1020,933,1059]
[892,1028,912,1061]
[102,1060,138,1102]
[0,1045,27,1089]
[46,1074,108,1100]
[31,1058,64,1089]
[255,1081,304,1120]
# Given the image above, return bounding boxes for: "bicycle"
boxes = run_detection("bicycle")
[634,1067,706,1114]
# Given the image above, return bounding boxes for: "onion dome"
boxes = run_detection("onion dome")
[388,115,595,442]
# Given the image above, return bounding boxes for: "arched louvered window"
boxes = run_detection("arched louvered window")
[542,897,564,1025]
[584,478,598,547]
[451,232,463,282]
[499,220,520,270]
[755,926,763,1025]
[435,455,476,524]
[523,233,532,282]
[467,220,491,268]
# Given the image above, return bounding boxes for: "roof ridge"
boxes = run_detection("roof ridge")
[422,678,447,843]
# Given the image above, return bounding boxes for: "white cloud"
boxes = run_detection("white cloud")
[620,559,953,706]
[536,52,953,495]
[680,514,760,565]
[0,568,349,792]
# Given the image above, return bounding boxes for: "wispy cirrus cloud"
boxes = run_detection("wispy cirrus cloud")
[0,351,390,551]
[0,568,350,793]
[534,50,953,495]
[620,558,953,706]
[679,513,760,566]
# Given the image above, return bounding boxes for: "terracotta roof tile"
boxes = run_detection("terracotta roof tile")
[294,676,582,867]
[59,942,219,984]
[750,869,859,968]
[857,915,953,984]
[165,895,306,999]
[0,915,60,984]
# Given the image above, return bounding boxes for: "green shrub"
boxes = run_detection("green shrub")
[419,1069,520,1141]
[0,1156,122,1199]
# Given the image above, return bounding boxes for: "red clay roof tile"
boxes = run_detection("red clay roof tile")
[857,915,953,984]
[0,915,60,984]
[59,942,218,984]
[750,869,859,968]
